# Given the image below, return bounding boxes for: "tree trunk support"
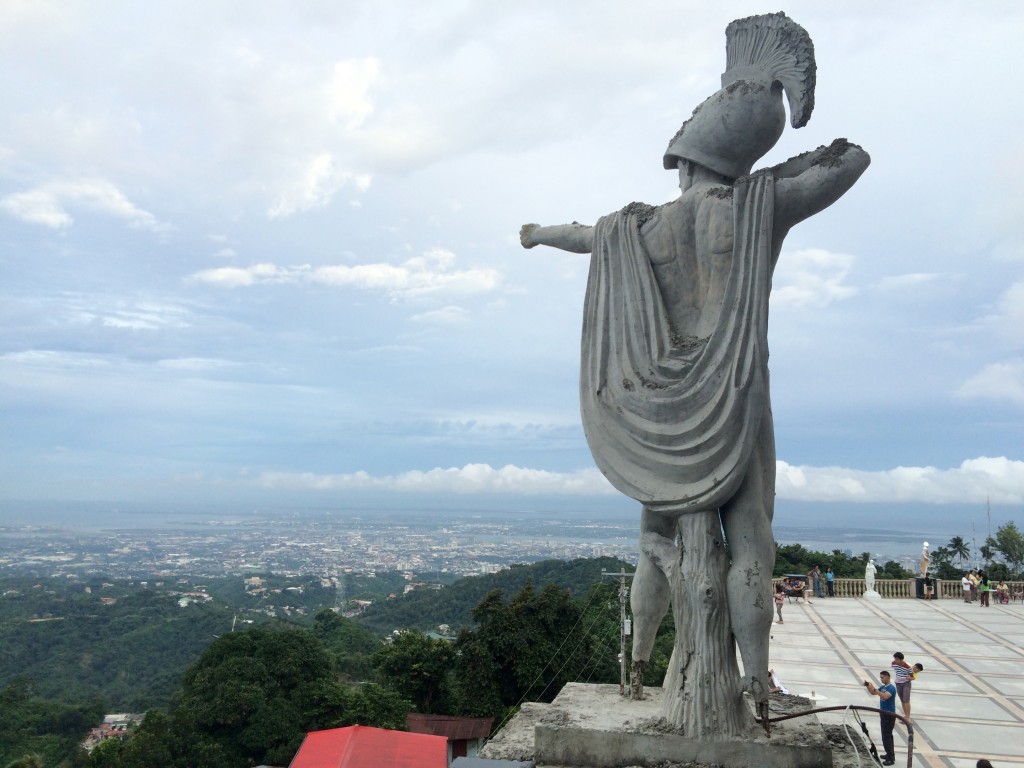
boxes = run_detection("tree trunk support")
[660,510,751,738]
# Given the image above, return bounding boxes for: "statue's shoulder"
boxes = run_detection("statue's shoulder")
[692,183,734,215]
[620,201,660,227]
[703,183,735,202]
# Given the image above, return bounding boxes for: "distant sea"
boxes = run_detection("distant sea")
[0,498,967,564]
[770,526,939,564]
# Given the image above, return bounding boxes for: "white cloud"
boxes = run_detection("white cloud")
[267,153,372,219]
[44,297,193,332]
[771,248,857,308]
[0,178,170,233]
[256,456,1024,505]
[991,281,1024,340]
[186,262,297,288]
[157,357,237,372]
[410,306,469,325]
[874,273,941,292]
[776,457,1024,504]
[957,360,1024,405]
[0,187,71,228]
[327,57,380,130]
[259,463,615,495]
[187,248,502,297]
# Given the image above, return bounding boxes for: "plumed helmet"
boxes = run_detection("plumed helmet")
[664,13,816,178]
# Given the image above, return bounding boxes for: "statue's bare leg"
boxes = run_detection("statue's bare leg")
[630,506,676,698]
[720,407,776,732]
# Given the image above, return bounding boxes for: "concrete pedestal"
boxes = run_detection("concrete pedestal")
[482,683,834,768]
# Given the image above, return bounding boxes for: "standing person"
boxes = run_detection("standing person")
[810,564,824,598]
[962,572,972,603]
[978,571,990,607]
[826,566,835,597]
[774,583,785,623]
[891,652,914,721]
[865,670,897,765]
[968,569,979,602]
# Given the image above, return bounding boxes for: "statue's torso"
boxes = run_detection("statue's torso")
[639,182,735,340]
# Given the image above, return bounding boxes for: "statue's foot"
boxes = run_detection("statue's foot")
[741,675,771,736]
[630,660,646,700]
[756,698,771,737]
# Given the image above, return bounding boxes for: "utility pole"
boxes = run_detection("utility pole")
[987,495,992,542]
[602,568,635,696]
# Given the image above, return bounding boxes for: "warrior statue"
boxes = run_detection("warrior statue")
[521,13,869,737]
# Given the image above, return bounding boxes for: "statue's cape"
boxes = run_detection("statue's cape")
[580,172,774,513]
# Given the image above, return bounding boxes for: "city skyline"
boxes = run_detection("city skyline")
[2,2,1023,529]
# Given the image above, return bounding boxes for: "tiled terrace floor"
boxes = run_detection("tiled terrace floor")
[769,595,1024,767]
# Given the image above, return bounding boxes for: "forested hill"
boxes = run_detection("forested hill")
[355,556,631,635]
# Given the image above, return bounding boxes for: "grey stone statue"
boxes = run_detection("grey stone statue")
[521,13,869,737]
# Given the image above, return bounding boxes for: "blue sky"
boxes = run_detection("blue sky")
[1,1,1022,531]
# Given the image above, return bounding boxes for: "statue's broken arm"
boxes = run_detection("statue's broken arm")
[519,221,594,253]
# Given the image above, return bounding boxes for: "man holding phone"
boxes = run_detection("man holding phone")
[865,670,897,765]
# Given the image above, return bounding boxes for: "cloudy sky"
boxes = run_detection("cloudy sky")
[2,1,1022,532]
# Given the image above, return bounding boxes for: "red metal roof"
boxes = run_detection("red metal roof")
[406,713,493,741]
[289,725,447,768]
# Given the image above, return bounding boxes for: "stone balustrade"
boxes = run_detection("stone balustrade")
[773,577,1024,600]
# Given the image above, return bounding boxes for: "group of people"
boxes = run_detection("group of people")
[773,565,835,622]
[864,651,924,766]
[807,564,835,597]
[961,570,1010,605]
[773,574,816,622]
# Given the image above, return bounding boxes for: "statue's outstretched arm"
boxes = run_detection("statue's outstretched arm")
[520,222,594,254]
[772,139,870,229]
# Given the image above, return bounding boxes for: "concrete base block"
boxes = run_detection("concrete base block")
[863,590,883,601]
[528,683,832,768]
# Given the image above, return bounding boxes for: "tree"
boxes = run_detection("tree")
[85,710,175,768]
[4,755,44,768]
[992,522,1024,577]
[0,678,104,768]
[312,608,381,682]
[948,536,970,566]
[877,560,913,580]
[452,581,597,721]
[927,546,961,580]
[175,627,349,767]
[372,631,455,714]
[338,683,413,730]
[980,539,994,563]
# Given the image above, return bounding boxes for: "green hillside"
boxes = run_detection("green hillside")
[354,556,631,634]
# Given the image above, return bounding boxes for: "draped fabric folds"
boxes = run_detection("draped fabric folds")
[579,172,774,514]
